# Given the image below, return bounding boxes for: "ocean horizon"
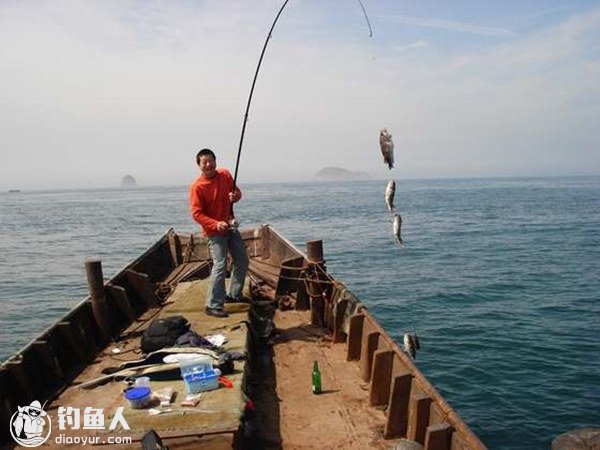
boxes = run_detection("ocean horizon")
[4,173,600,194]
[1,175,599,449]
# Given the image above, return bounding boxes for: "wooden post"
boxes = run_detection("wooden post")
[84,258,112,341]
[369,350,394,406]
[408,393,432,445]
[260,226,270,259]
[295,276,310,310]
[5,358,35,399]
[125,269,159,308]
[333,298,348,343]
[57,321,87,362]
[106,284,136,322]
[275,256,305,300]
[425,423,453,450]
[360,331,380,382]
[306,240,324,262]
[347,314,365,361]
[0,374,14,442]
[385,371,413,438]
[306,240,329,328]
[168,232,181,267]
[310,296,325,327]
[32,340,64,385]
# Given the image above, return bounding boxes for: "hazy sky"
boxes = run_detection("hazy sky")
[1,0,599,190]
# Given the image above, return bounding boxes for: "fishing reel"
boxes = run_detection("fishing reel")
[228,218,240,231]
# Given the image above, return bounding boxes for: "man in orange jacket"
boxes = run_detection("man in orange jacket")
[189,148,249,318]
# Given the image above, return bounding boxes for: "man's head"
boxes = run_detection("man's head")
[196,148,217,178]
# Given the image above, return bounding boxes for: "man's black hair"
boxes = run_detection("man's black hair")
[196,148,216,165]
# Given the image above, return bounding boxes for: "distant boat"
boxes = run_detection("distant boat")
[8,189,20,193]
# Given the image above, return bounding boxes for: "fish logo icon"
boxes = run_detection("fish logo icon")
[9,400,52,447]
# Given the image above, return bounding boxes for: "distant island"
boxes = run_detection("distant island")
[121,174,138,188]
[313,167,370,182]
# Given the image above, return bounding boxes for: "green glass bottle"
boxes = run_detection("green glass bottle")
[312,361,322,394]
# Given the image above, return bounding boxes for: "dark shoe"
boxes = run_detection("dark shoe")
[225,295,249,304]
[205,307,229,318]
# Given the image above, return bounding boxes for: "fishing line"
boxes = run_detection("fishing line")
[231,0,374,193]
[356,0,373,37]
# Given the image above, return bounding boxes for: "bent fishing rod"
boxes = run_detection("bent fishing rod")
[231,0,373,194]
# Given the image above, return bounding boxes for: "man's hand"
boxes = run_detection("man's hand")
[216,221,229,232]
[229,191,241,203]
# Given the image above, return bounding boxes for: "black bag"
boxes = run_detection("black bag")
[140,316,190,354]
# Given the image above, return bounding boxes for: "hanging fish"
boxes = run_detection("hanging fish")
[379,128,394,170]
[403,333,416,359]
[413,333,420,350]
[393,214,404,247]
[385,180,396,212]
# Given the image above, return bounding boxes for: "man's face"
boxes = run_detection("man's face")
[199,155,216,178]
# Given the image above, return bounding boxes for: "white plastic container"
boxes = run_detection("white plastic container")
[134,376,150,388]
[179,355,218,394]
[179,355,212,374]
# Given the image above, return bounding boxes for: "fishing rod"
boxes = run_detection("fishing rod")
[232,0,291,190]
[231,0,373,192]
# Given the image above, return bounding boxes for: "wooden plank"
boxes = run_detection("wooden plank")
[385,371,413,438]
[57,321,87,362]
[333,298,348,343]
[310,296,325,327]
[0,368,17,442]
[324,291,334,329]
[46,328,70,376]
[295,275,310,310]
[5,358,35,400]
[360,331,380,382]
[347,314,365,361]
[84,258,112,340]
[408,392,432,445]
[106,284,136,323]
[70,305,99,358]
[369,349,394,407]
[425,423,453,450]
[261,226,270,259]
[450,432,471,450]
[21,348,47,398]
[125,269,159,308]
[31,340,65,385]
[79,300,106,348]
[275,256,305,299]
[168,232,181,266]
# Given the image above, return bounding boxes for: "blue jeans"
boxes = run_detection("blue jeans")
[206,229,249,309]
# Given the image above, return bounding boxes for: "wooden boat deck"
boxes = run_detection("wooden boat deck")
[254,309,392,449]
[29,277,251,449]
[2,227,487,449]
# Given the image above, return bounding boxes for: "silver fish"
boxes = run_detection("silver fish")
[413,333,420,350]
[379,128,394,170]
[403,333,416,359]
[393,213,404,247]
[385,180,396,212]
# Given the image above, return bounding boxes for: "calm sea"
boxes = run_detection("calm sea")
[1,177,599,449]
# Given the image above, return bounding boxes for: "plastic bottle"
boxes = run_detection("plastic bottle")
[312,361,322,394]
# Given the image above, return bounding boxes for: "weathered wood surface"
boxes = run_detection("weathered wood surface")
[0,226,486,449]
